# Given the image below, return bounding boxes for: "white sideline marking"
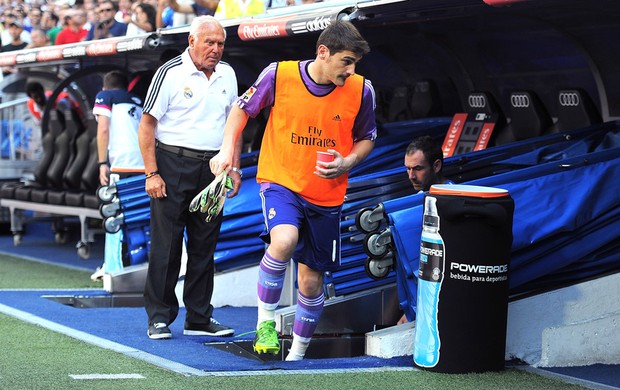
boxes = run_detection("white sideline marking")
[70,374,145,380]
[201,367,419,376]
[0,303,206,377]
[0,250,95,273]
[0,302,418,377]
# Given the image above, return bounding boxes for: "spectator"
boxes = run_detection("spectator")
[27,27,50,48]
[1,11,31,46]
[115,0,134,23]
[84,8,97,32]
[142,0,160,9]
[158,0,217,28]
[214,0,265,19]
[25,81,86,133]
[24,7,43,32]
[2,20,28,75]
[42,11,61,44]
[156,0,175,28]
[209,20,376,361]
[52,0,73,17]
[125,2,156,36]
[86,0,127,40]
[267,0,299,8]
[55,9,88,45]
[138,15,239,340]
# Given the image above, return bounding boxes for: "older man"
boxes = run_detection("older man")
[138,16,241,340]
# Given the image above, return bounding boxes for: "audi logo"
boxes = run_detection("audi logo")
[559,92,580,107]
[468,95,487,109]
[511,94,530,108]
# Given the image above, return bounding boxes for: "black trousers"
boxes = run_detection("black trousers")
[143,146,223,327]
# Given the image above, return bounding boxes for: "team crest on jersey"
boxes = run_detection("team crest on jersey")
[183,86,193,99]
[241,86,256,102]
[268,207,276,219]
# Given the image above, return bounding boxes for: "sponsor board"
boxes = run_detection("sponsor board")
[238,12,338,41]
[0,36,147,65]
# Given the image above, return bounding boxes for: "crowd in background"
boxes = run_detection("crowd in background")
[0,0,322,52]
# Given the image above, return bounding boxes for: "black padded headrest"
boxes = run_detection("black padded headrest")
[555,89,602,132]
[508,91,552,140]
[410,79,441,118]
[466,91,502,115]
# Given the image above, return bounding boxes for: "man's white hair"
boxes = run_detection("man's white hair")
[189,15,226,39]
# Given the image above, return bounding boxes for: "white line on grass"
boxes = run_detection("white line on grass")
[0,250,94,273]
[70,374,145,380]
[203,367,419,376]
[0,303,206,376]
[0,303,418,377]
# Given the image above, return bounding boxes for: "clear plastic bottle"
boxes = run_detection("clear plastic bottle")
[413,196,445,367]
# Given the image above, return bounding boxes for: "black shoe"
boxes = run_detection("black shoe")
[148,322,172,340]
[184,318,234,337]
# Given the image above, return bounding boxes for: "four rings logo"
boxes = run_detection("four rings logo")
[289,16,332,34]
[511,94,530,108]
[559,92,580,107]
[468,95,487,109]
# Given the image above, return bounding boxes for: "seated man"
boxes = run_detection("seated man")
[26,81,86,133]
[404,135,452,193]
[399,135,453,324]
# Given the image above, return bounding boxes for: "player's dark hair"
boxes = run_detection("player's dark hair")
[316,20,370,58]
[406,135,444,167]
[104,70,129,90]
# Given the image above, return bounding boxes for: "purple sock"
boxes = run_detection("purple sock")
[293,291,324,339]
[257,252,287,305]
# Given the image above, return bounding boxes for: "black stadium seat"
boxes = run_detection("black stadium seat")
[497,91,552,145]
[386,80,443,123]
[46,128,73,189]
[33,130,56,187]
[387,85,412,122]
[65,134,100,207]
[410,79,442,118]
[82,136,101,192]
[545,89,602,134]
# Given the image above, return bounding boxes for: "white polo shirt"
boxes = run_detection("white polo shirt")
[143,49,238,151]
[93,89,144,171]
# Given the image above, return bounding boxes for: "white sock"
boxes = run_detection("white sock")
[285,334,311,361]
[256,299,277,328]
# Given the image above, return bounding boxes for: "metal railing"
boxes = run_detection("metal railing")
[0,96,39,181]
[0,96,38,162]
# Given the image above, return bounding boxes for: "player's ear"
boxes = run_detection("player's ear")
[317,44,329,61]
[433,159,442,173]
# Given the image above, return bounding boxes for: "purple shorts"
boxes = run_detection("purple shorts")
[259,183,342,272]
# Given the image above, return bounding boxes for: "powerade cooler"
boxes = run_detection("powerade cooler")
[413,184,514,373]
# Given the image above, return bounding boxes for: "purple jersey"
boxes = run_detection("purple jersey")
[238,60,377,143]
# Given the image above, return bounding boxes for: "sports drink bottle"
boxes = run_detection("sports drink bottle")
[413,196,445,367]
